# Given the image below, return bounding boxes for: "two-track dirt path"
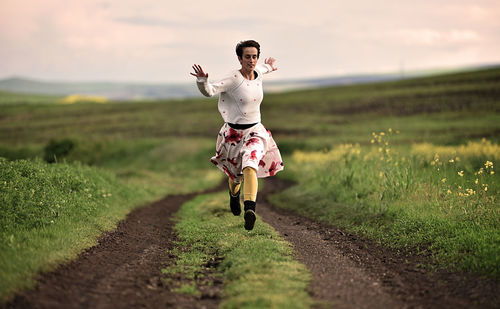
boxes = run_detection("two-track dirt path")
[2,178,499,309]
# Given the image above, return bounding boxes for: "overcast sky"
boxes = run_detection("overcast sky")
[1,0,499,83]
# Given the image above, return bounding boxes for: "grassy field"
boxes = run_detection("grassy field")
[272,135,499,276]
[0,66,499,300]
[0,158,155,298]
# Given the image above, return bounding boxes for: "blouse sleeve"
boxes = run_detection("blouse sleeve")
[196,74,235,97]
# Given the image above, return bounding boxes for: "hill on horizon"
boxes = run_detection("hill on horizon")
[1,64,498,101]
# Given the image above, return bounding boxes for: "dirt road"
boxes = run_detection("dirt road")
[2,179,499,308]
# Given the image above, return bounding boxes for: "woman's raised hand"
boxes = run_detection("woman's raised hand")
[190,64,208,78]
[264,57,278,71]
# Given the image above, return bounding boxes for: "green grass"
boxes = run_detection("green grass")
[0,158,157,300]
[0,138,222,301]
[163,192,312,308]
[173,283,201,297]
[1,68,499,149]
[270,134,499,277]
[0,90,61,105]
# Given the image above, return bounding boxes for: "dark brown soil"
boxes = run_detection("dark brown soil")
[258,178,500,309]
[2,178,499,309]
[2,184,225,309]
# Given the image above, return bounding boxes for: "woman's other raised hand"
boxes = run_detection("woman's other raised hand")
[264,58,278,71]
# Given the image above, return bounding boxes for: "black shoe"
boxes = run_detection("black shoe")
[244,201,256,230]
[229,191,241,216]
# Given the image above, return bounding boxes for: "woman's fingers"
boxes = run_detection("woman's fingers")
[264,58,277,71]
[191,64,208,78]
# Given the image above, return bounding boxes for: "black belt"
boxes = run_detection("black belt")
[228,122,258,130]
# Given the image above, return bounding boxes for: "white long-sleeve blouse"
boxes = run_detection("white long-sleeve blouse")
[196,63,273,124]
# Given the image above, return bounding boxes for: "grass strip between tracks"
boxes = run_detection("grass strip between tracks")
[163,192,312,309]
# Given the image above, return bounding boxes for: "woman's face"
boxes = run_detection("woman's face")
[239,47,258,71]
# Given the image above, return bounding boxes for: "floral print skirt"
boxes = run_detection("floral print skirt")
[210,123,284,183]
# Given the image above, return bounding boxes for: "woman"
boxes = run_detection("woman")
[191,40,284,230]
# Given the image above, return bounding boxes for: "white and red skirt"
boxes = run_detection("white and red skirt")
[210,123,284,183]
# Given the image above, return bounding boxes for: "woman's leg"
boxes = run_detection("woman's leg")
[243,167,258,230]
[228,178,242,216]
[228,177,241,196]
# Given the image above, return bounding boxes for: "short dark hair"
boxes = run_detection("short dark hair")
[236,40,260,58]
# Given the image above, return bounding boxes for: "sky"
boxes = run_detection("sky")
[1,0,499,83]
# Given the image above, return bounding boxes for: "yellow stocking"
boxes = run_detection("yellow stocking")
[243,167,258,201]
[228,178,241,196]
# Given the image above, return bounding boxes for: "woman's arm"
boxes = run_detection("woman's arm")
[191,64,234,97]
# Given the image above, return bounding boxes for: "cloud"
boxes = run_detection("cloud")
[1,0,500,82]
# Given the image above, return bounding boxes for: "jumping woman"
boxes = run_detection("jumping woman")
[191,40,284,230]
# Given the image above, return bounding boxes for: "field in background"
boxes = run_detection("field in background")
[0,67,499,299]
[1,67,499,150]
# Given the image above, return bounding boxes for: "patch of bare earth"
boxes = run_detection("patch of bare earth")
[258,178,500,309]
[2,184,225,309]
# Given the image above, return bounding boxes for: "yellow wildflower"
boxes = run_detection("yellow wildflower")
[441,178,446,183]
[379,171,384,178]
[388,128,393,133]
[380,132,385,136]
[449,159,454,163]
[491,171,495,175]
[478,168,484,175]
[475,179,479,184]
[370,139,375,144]
[485,161,493,169]
[446,189,452,194]
[458,170,464,177]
